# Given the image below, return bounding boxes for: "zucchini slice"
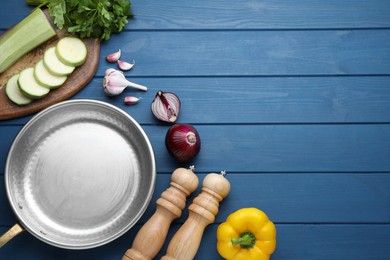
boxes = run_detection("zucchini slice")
[5,74,33,105]
[18,67,50,99]
[43,47,75,76]
[56,37,87,66]
[34,60,67,89]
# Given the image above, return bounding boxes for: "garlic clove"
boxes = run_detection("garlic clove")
[124,96,141,105]
[117,59,135,71]
[106,49,121,63]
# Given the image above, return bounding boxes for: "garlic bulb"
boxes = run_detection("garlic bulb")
[103,68,147,96]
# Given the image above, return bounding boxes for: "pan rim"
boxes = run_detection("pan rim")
[4,99,156,249]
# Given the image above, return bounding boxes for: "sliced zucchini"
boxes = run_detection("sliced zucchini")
[56,37,87,66]
[43,46,75,76]
[5,74,33,105]
[18,67,50,99]
[0,8,56,73]
[34,60,67,89]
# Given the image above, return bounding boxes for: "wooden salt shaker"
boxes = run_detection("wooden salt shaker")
[161,171,231,260]
[122,167,199,260]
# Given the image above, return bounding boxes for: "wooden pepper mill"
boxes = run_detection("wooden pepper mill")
[161,171,231,260]
[122,166,199,260]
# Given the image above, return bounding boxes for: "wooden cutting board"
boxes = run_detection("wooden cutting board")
[0,10,100,120]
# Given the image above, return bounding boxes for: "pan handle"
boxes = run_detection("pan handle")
[0,223,24,248]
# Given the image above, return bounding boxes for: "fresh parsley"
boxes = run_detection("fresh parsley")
[27,0,133,40]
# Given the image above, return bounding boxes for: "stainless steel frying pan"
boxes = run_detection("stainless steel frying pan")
[0,100,156,249]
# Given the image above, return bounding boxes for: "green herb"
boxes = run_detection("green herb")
[26,0,133,40]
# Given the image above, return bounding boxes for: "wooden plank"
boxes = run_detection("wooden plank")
[1,124,390,172]
[271,224,390,260]
[1,224,389,259]
[6,29,368,78]
[0,126,20,170]
[143,124,390,172]
[1,173,389,225]
[78,76,390,124]
[127,0,390,30]
[97,30,390,76]
[1,0,390,29]
[2,76,390,125]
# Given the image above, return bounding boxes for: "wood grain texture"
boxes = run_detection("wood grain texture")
[96,30,390,76]
[1,0,390,29]
[1,76,390,126]
[1,124,390,173]
[146,124,390,172]
[1,224,390,260]
[1,124,390,172]
[61,76,390,124]
[126,0,390,30]
[1,173,389,226]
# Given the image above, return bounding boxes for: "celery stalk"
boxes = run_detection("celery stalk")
[0,8,56,73]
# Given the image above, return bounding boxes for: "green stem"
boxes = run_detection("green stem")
[231,231,256,249]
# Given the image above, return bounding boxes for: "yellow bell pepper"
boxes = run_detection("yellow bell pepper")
[217,208,276,260]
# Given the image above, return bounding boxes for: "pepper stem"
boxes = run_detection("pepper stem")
[231,232,256,249]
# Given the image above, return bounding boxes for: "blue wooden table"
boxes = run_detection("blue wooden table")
[1,1,390,259]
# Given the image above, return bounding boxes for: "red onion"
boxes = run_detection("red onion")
[165,124,201,162]
[151,91,181,123]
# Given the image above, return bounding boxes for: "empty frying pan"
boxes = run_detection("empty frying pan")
[0,100,155,249]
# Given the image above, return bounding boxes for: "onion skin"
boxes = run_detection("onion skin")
[165,124,201,162]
